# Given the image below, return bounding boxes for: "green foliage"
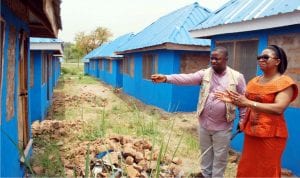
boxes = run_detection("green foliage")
[63,42,84,62]
[1,128,34,175]
[84,144,90,178]
[184,133,199,153]
[74,26,113,55]
[32,138,65,176]
[155,142,164,178]
[77,110,108,141]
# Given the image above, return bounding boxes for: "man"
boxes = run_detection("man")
[151,47,246,178]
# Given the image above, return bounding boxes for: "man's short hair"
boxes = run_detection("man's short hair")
[213,46,228,58]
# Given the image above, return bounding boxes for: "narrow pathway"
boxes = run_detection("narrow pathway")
[29,64,241,177]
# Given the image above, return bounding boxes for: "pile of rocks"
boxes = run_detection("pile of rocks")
[32,120,184,177]
[86,136,184,177]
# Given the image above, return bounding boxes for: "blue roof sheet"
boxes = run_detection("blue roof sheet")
[30,37,63,43]
[81,33,134,62]
[193,0,300,30]
[118,2,211,52]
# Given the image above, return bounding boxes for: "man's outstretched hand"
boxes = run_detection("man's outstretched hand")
[151,74,167,83]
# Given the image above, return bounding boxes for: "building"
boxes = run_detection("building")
[0,0,62,176]
[29,38,63,123]
[190,0,300,175]
[116,2,212,112]
[85,33,133,87]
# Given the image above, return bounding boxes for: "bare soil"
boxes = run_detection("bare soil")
[30,74,296,177]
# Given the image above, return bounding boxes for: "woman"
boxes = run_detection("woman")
[215,45,298,177]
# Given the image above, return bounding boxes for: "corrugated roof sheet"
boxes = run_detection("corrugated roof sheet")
[117,2,211,52]
[91,33,134,58]
[81,45,103,62]
[193,0,300,30]
[30,37,63,43]
[81,33,134,62]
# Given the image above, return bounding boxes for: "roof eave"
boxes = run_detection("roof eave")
[28,0,62,38]
[90,56,123,60]
[190,11,300,38]
[116,42,210,55]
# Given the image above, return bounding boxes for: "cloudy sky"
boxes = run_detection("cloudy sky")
[58,0,230,42]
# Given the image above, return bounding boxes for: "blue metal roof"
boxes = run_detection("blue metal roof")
[117,2,211,52]
[81,45,104,62]
[30,37,63,43]
[193,0,300,30]
[91,33,134,58]
[81,33,134,62]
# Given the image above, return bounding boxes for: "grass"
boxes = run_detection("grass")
[31,62,202,176]
[32,138,65,176]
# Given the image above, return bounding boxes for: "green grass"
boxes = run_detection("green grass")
[77,109,110,141]
[32,138,65,176]
[183,133,200,155]
[32,62,202,176]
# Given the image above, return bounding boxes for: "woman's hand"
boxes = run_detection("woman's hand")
[215,90,249,107]
[151,74,167,83]
[214,91,233,102]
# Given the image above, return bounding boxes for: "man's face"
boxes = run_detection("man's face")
[210,50,227,73]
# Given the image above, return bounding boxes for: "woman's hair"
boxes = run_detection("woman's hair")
[266,45,288,74]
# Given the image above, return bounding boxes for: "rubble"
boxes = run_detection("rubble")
[32,120,184,177]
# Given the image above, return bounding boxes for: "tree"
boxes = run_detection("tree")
[63,42,84,63]
[74,26,112,55]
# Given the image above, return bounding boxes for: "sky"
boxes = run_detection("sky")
[58,0,230,42]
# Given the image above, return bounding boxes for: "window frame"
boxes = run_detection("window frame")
[142,54,158,80]
[124,55,134,77]
[216,39,258,82]
[42,52,47,84]
[98,59,103,71]
[30,52,34,87]
[6,25,17,120]
[0,17,5,123]
[106,60,112,73]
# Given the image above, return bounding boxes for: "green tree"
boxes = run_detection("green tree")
[63,42,84,63]
[74,26,112,55]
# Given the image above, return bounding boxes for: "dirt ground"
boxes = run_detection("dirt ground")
[30,73,295,177]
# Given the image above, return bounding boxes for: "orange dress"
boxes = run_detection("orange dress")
[237,75,298,177]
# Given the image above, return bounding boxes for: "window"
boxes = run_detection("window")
[6,25,17,120]
[42,52,47,84]
[48,54,52,77]
[216,40,258,82]
[98,59,103,71]
[123,55,134,77]
[268,33,300,107]
[142,54,158,80]
[119,59,123,74]
[106,60,112,73]
[0,18,5,90]
[0,17,5,122]
[30,52,34,87]
[93,61,96,70]
[180,53,209,73]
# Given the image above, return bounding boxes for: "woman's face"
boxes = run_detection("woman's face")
[257,49,280,72]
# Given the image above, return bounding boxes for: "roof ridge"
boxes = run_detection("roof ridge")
[137,3,196,45]
[169,2,211,42]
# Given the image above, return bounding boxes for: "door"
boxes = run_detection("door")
[17,30,29,151]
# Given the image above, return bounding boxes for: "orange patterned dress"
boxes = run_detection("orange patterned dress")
[237,75,298,177]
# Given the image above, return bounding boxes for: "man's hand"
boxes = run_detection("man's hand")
[151,74,167,83]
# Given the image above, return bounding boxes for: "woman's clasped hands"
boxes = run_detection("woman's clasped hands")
[214,90,249,107]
